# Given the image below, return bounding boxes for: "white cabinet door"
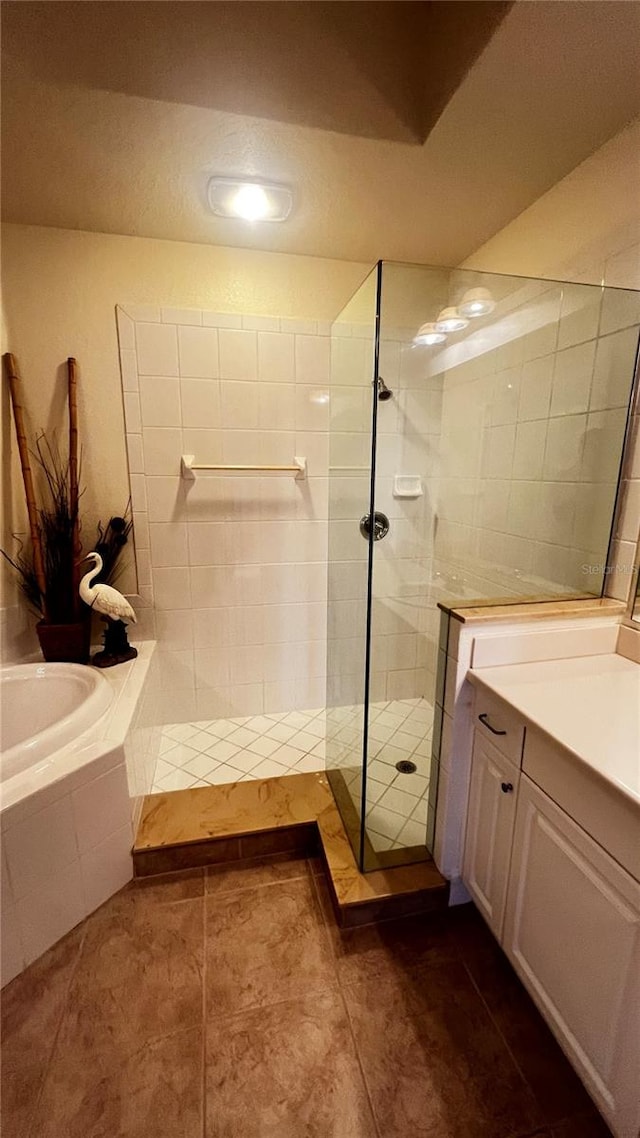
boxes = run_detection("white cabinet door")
[462,732,519,939]
[504,775,640,1138]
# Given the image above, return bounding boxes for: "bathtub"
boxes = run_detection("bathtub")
[0,643,160,987]
[1,662,114,781]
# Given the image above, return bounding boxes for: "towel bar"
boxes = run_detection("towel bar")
[180,455,307,480]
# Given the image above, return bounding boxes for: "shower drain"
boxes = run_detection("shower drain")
[395,759,417,775]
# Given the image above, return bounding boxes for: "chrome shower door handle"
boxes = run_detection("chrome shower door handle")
[359,512,390,541]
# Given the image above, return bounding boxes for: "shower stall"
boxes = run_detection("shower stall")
[325,261,639,872]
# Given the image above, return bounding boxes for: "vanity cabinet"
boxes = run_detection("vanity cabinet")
[462,734,519,939]
[503,776,640,1138]
[463,686,640,1138]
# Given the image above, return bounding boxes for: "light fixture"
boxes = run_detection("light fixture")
[435,306,469,333]
[414,322,447,346]
[207,177,293,222]
[459,287,495,318]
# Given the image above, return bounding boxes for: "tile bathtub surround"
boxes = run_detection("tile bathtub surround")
[0,868,609,1137]
[1,752,133,987]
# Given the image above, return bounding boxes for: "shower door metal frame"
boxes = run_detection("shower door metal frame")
[356,260,384,873]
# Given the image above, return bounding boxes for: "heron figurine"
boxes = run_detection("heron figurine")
[79,550,138,667]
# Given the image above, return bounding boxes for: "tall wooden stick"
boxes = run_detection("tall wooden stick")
[3,352,48,617]
[67,357,81,617]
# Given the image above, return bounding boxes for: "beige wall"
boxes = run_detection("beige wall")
[0,224,368,628]
[463,119,640,604]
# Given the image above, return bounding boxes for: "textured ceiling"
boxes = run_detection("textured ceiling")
[2,0,640,265]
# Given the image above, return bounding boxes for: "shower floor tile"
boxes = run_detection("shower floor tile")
[153,697,434,855]
[154,707,328,793]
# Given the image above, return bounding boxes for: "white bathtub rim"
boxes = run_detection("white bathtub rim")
[1,662,114,779]
[0,642,156,824]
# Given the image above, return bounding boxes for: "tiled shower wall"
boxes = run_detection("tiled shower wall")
[326,320,443,715]
[432,281,639,598]
[118,305,332,722]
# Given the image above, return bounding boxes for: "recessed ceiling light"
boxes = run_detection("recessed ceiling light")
[207,177,293,222]
[459,288,495,318]
[435,306,469,333]
[414,322,447,346]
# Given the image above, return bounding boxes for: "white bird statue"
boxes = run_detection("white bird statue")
[79,551,137,623]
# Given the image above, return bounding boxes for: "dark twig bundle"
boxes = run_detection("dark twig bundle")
[93,506,134,586]
[1,432,83,620]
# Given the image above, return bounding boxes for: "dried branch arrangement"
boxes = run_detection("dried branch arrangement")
[2,352,133,661]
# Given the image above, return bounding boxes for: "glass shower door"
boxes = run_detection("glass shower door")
[325,264,380,869]
[327,258,639,874]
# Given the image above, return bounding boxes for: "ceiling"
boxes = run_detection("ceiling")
[2,0,640,266]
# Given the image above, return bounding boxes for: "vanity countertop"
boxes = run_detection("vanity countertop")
[469,653,640,808]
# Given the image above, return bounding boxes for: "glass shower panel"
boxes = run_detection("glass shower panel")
[360,263,639,871]
[325,265,379,867]
[324,260,638,874]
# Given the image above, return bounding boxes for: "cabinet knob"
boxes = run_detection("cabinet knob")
[501,781,514,794]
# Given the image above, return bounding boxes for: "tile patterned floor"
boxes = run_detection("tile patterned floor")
[154,707,328,792]
[153,698,433,852]
[328,697,433,852]
[1,862,611,1138]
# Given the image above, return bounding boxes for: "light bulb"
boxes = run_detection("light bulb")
[435,306,469,333]
[458,288,495,318]
[414,322,447,346]
[230,184,271,221]
[207,177,294,222]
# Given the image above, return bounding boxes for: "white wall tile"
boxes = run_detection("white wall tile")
[139,376,181,427]
[162,307,202,326]
[219,328,258,380]
[193,648,230,687]
[126,433,144,474]
[123,304,161,323]
[543,414,586,481]
[149,522,188,567]
[242,315,279,332]
[202,311,242,328]
[182,428,223,464]
[220,381,259,428]
[550,340,596,416]
[123,391,141,433]
[80,825,133,912]
[141,427,182,475]
[116,307,136,350]
[153,566,191,609]
[71,763,131,853]
[181,378,220,428]
[258,332,295,382]
[3,797,78,899]
[512,420,547,481]
[295,387,330,431]
[119,349,139,391]
[146,476,184,522]
[190,566,235,608]
[178,325,219,378]
[257,383,296,430]
[295,335,330,384]
[188,522,228,565]
[590,326,639,411]
[16,862,86,966]
[136,322,179,376]
[192,607,228,648]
